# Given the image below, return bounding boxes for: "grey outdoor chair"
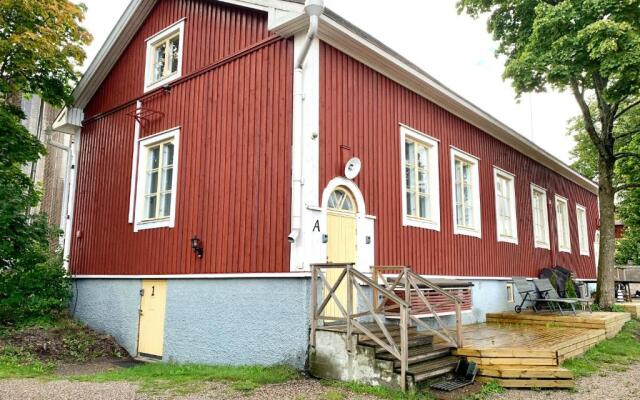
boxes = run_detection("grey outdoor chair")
[511,277,579,315]
[533,278,593,313]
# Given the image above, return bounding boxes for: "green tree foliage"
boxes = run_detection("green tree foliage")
[570,100,640,265]
[457,0,640,307]
[0,0,91,324]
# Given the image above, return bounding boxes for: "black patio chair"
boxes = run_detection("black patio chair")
[511,277,579,315]
[533,278,592,313]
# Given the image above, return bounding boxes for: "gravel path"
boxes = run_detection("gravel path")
[0,378,378,400]
[493,365,640,400]
[3,364,640,400]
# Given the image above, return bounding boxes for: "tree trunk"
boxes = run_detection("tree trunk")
[596,156,616,309]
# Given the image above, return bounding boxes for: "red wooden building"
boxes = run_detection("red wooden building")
[52,0,598,367]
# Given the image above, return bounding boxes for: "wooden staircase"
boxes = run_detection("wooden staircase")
[311,322,459,389]
[363,325,458,383]
[308,264,465,391]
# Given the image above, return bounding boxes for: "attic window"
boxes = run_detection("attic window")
[144,20,185,92]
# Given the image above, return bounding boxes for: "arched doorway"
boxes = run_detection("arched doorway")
[325,187,357,319]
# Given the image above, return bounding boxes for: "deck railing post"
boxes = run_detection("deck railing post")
[310,265,318,348]
[404,267,412,326]
[346,264,353,351]
[455,301,463,348]
[399,304,409,391]
[371,267,379,312]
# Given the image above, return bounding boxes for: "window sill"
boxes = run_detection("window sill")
[534,243,551,250]
[497,236,518,245]
[135,218,173,232]
[403,216,440,231]
[144,72,181,93]
[580,251,590,257]
[454,226,481,239]
[559,248,572,254]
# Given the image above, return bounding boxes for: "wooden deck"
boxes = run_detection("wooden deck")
[486,311,630,338]
[620,302,640,318]
[449,311,631,388]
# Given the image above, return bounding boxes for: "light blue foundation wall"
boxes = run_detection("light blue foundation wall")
[72,279,142,356]
[71,277,513,368]
[163,278,310,368]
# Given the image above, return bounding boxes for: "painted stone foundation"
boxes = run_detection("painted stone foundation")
[309,330,408,390]
[72,277,311,368]
[163,278,310,368]
[71,276,520,371]
[72,279,142,356]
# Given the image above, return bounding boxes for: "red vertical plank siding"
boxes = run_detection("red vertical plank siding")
[319,43,598,280]
[85,0,270,118]
[70,0,293,275]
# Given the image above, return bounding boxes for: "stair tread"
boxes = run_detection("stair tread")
[358,330,429,345]
[377,344,452,361]
[405,356,460,375]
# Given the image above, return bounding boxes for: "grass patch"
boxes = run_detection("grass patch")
[75,363,299,394]
[563,319,640,378]
[321,379,435,400]
[0,346,54,379]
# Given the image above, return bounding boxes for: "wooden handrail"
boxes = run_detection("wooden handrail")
[372,266,464,348]
[408,271,462,304]
[309,263,410,391]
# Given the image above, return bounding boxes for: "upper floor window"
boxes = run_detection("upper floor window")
[493,168,518,244]
[134,128,180,231]
[451,148,481,238]
[555,195,571,253]
[400,126,440,231]
[577,205,589,256]
[144,20,185,92]
[530,184,550,249]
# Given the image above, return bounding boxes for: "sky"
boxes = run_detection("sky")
[80,0,580,164]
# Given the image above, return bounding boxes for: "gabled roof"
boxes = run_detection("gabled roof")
[72,0,598,194]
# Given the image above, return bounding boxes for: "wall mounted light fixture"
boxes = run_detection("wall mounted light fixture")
[191,235,204,258]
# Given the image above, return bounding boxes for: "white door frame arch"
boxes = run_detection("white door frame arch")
[319,177,375,273]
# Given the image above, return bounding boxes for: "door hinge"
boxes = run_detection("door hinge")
[139,309,143,316]
[139,289,144,296]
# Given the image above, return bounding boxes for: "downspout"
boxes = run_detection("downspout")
[288,0,324,244]
[45,128,74,271]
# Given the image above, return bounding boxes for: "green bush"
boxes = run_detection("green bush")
[565,278,578,298]
[0,215,71,326]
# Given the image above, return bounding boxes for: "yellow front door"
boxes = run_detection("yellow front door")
[325,188,357,320]
[138,280,167,358]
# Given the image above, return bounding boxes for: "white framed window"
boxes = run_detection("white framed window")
[400,126,440,231]
[530,184,550,249]
[555,195,571,253]
[493,167,518,244]
[450,148,481,238]
[577,204,589,256]
[144,20,185,92]
[506,283,515,303]
[134,128,180,231]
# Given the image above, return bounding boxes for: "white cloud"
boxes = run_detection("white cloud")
[80,0,579,163]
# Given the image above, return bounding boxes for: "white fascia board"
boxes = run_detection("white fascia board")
[313,13,598,195]
[72,0,304,110]
[73,0,156,109]
[73,272,312,279]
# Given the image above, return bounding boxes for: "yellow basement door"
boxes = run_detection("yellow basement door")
[138,280,167,359]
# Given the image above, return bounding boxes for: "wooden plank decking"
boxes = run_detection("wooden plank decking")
[449,311,631,388]
[486,311,630,338]
[620,302,640,318]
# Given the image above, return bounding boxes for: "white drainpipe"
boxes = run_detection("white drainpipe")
[288,0,324,244]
